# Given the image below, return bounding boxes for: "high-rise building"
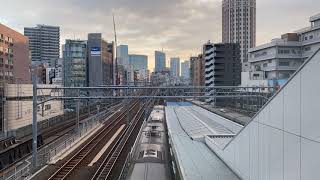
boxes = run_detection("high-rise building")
[181,60,190,79]
[170,57,180,77]
[0,23,31,84]
[24,24,60,66]
[222,0,256,71]
[155,51,166,72]
[203,41,241,104]
[63,40,87,88]
[190,55,205,87]
[87,33,114,87]
[117,45,129,70]
[129,54,148,71]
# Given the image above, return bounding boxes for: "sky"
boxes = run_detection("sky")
[1,0,320,71]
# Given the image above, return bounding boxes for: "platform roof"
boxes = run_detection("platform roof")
[165,102,240,180]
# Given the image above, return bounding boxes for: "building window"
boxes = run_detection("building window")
[45,104,51,110]
[279,61,290,66]
[263,63,268,67]
[304,47,311,52]
[309,35,314,40]
[278,49,291,54]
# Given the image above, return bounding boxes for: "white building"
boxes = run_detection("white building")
[3,84,64,132]
[243,13,320,88]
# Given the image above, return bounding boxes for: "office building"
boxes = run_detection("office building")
[203,41,241,103]
[87,33,114,87]
[170,57,180,77]
[155,51,166,72]
[63,39,87,88]
[117,45,129,70]
[181,60,190,79]
[0,23,31,84]
[129,54,148,71]
[190,55,205,87]
[244,13,320,88]
[24,24,60,66]
[222,0,256,71]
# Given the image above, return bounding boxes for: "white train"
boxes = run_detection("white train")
[124,105,172,180]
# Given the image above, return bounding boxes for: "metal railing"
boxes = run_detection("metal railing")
[0,110,109,180]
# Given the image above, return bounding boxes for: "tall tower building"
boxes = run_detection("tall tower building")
[222,0,256,71]
[87,33,114,87]
[116,45,129,70]
[24,24,60,66]
[181,60,190,79]
[170,57,180,77]
[154,51,166,72]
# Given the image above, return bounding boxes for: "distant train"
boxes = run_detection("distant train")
[125,105,172,180]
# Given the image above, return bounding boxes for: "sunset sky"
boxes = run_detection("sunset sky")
[1,0,319,71]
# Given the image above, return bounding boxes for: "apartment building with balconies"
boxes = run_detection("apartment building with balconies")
[0,23,31,84]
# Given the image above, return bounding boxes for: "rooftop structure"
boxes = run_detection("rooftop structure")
[165,102,242,180]
[206,48,320,179]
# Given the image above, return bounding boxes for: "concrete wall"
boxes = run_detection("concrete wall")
[206,49,320,180]
[4,84,64,131]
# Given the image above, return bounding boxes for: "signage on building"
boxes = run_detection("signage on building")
[91,47,101,56]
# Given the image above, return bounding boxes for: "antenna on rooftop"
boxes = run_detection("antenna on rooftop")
[113,13,118,85]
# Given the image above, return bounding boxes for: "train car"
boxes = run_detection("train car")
[124,105,172,180]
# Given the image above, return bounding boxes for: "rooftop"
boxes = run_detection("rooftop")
[165,102,241,180]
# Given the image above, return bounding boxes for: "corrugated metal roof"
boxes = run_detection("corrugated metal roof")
[166,103,240,180]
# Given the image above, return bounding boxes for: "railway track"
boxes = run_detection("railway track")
[91,100,150,180]
[48,100,140,180]
[0,101,121,174]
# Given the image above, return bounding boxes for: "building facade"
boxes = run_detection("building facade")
[203,42,241,104]
[3,84,64,133]
[155,51,166,72]
[129,54,148,71]
[87,33,114,87]
[170,57,180,77]
[24,25,60,67]
[117,45,129,70]
[0,24,31,84]
[181,60,190,79]
[63,40,87,88]
[190,55,205,87]
[244,13,320,88]
[222,0,256,71]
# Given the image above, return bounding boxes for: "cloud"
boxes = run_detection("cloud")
[1,0,320,70]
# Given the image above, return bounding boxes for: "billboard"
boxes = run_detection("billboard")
[91,47,101,56]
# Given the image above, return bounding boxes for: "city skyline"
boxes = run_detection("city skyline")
[0,0,319,71]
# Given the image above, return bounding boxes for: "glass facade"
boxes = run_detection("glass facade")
[129,54,148,71]
[63,40,87,88]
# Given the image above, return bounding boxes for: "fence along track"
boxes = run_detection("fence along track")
[48,100,139,180]
[91,101,146,180]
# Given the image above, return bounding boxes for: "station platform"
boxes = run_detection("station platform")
[165,102,241,180]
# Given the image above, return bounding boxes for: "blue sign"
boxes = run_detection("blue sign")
[91,47,101,56]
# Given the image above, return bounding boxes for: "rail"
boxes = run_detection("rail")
[91,100,146,180]
[48,100,139,180]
